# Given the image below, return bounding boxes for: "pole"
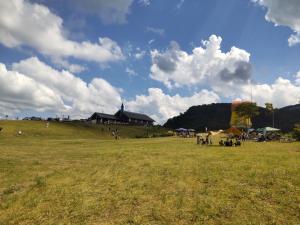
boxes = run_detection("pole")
[250,83,253,103]
[272,110,275,128]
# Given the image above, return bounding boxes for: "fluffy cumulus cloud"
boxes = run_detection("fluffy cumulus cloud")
[1,56,299,123]
[72,0,134,24]
[150,34,300,112]
[0,63,66,115]
[0,57,122,118]
[126,88,220,123]
[0,0,124,64]
[150,35,251,90]
[240,77,300,108]
[253,0,300,46]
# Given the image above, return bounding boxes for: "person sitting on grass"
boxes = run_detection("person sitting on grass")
[225,138,233,147]
[234,138,241,146]
[219,140,224,146]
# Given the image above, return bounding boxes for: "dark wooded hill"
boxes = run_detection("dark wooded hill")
[164,103,300,132]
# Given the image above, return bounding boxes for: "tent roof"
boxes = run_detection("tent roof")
[264,127,280,132]
[176,128,187,131]
[225,127,242,136]
[257,127,280,132]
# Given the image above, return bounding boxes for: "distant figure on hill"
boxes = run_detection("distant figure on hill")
[115,129,119,140]
[46,122,49,128]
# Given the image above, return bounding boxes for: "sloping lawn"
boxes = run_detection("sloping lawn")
[0,136,299,224]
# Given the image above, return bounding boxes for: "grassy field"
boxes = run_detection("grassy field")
[0,120,170,139]
[0,121,299,224]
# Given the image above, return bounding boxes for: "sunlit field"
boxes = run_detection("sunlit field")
[0,122,299,224]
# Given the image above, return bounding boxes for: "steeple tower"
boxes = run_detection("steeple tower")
[121,102,124,112]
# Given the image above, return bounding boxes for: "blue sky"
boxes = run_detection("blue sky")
[0,0,300,123]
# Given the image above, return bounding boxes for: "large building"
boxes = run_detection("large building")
[89,103,155,125]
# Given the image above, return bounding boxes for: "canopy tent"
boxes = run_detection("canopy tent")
[225,127,242,136]
[256,128,264,132]
[257,127,280,136]
[176,128,188,132]
[208,130,223,136]
[264,127,280,132]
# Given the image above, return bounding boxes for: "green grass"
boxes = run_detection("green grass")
[0,120,169,139]
[0,121,299,224]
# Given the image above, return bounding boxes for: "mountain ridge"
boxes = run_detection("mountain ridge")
[164,103,300,132]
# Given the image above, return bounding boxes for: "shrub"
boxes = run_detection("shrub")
[3,185,20,195]
[293,124,300,141]
[34,176,46,187]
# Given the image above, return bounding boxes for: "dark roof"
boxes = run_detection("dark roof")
[117,110,155,122]
[91,112,117,120]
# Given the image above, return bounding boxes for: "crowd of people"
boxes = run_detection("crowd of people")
[219,138,241,147]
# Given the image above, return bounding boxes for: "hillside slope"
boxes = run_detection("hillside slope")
[0,121,168,139]
[164,103,232,131]
[164,103,300,132]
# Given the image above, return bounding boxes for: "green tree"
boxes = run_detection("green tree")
[235,102,259,128]
[265,103,275,127]
[294,124,300,141]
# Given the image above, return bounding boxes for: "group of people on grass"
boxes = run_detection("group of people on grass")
[219,138,241,147]
[197,132,213,145]
[197,128,245,147]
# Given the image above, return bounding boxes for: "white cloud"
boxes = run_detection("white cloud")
[240,77,300,108]
[135,50,146,59]
[176,0,185,9]
[149,39,155,45]
[51,58,86,74]
[72,0,134,24]
[126,88,220,123]
[0,57,122,118]
[0,63,66,114]
[126,67,137,76]
[146,27,165,36]
[148,34,300,114]
[150,35,251,89]
[0,0,124,64]
[296,71,300,85]
[288,32,300,47]
[253,0,300,46]
[139,0,151,7]
[1,57,299,123]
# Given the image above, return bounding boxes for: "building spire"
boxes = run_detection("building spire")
[121,102,124,112]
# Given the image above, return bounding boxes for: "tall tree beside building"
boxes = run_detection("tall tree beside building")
[265,103,275,127]
[235,102,259,128]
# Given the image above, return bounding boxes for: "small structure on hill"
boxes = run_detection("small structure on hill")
[23,116,42,121]
[89,103,155,126]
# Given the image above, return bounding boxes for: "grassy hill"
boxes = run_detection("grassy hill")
[0,120,170,139]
